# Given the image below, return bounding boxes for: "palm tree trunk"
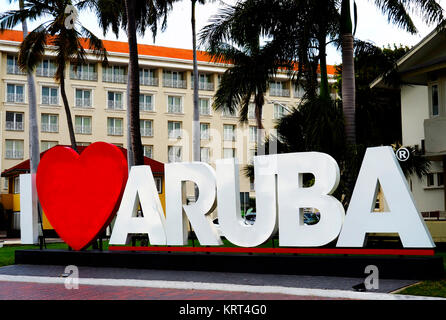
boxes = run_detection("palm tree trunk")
[124,0,144,166]
[19,0,39,173]
[59,66,78,153]
[192,0,200,164]
[318,33,329,100]
[254,93,264,152]
[126,77,134,170]
[341,33,356,145]
[341,0,356,145]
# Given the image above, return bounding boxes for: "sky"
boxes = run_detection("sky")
[2,0,445,65]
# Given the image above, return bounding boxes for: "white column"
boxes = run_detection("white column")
[20,173,39,244]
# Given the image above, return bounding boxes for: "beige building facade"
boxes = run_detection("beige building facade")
[0,29,336,202]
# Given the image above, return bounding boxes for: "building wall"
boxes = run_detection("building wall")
[401,84,445,213]
[0,38,334,198]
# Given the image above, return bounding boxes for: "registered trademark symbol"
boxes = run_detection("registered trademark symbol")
[396,147,410,161]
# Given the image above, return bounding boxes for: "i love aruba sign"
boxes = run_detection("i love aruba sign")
[34,142,434,251]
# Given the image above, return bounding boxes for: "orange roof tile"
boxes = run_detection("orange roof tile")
[0,29,336,75]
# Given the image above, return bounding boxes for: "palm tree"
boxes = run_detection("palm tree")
[0,0,108,153]
[80,0,175,166]
[340,0,444,146]
[200,3,290,148]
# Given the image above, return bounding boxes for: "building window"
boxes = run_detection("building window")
[143,145,153,158]
[6,112,24,131]
[107,117,123,136]
[140,119,153,137]
[248,148,256,164]
[154,177,162,193]
[168,146,182,163]
[294,83,305,98]
[6,55,24,75]
[168,121,182,139]
[107,92,124,110]
[75,116,92,134]
[139,94,154,112]
[77,142,91,147]
[274,103,289,119]
[70,63,97,81]
[163,70,186,88]
[223,148,236,159]
[36,59,56,77]
[200,123,210,140]
[167,96,182,113]
[431,84,439,117]
[41,140,58,152]
[6,84,24,103]
[427,173,435,187]
[192,73,214,91]
[140,68,158,86]
[438,173,444,187]
[269,81,289,97]
[41,114,59,133]
[13,176,20,194]
[5,140,24,159]
[222,106,237,117]
[248,103,256,119]
[200,147,210,163]
[103,65,127,83]
[41,86,59,105]
[75,89,92,108]
[199,98,211,115]
[223,124,236,141]
[249,126,257,143]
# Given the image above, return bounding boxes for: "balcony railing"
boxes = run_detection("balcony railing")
[75,98,92,108]
[168,130,182,139]
[7,65,25,75]
[191,81,214,91]
[6,93,24,103]
[42,96,59,105]
[75,125,92,134]
[270,88,290,97]
[140,128,153,137]
[5,150,23,159]
[108,127,123,136]
[70,71,98,81]
[103,73,127,84]
[140,77,158,86]
[107,100,124,110]
[168,104,182,113]
[36,67,56,78]
[41,123,59,133]
[140,102,153,112]
[163,79,187,89]
[5,121,24,131]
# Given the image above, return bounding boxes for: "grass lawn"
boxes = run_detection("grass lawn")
[0,243,68,267]
[396,250,446,298]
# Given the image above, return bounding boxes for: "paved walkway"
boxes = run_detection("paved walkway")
[0,264,441,300]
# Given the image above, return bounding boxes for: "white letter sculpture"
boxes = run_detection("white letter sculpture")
[216,157,277,247]
[109,166,166,245]
[337,146,435,248]
[277,152,345,247]
[165,162,222,246]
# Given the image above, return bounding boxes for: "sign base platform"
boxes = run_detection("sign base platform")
[15,249,444,280]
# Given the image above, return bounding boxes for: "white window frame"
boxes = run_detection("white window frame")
[167,95,183,114]
[107,91,124,110]
[107,117,124,136]
[5,111,24,131]
[41,85,59,106]
[168,145,182,163]
[41,113,59,133]
[223,124,236,141]
[5,82,25,104]
[140,119,153,137]
[5,139,24,160]
[200,123,210,140]
[75,115,92,134]
[168,121,182,139]
[75,88,93,108]
[140,93,154,112]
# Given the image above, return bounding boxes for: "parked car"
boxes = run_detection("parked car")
[244,208,256,225]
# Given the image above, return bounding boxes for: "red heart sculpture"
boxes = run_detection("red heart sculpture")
[36,142,128,250]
